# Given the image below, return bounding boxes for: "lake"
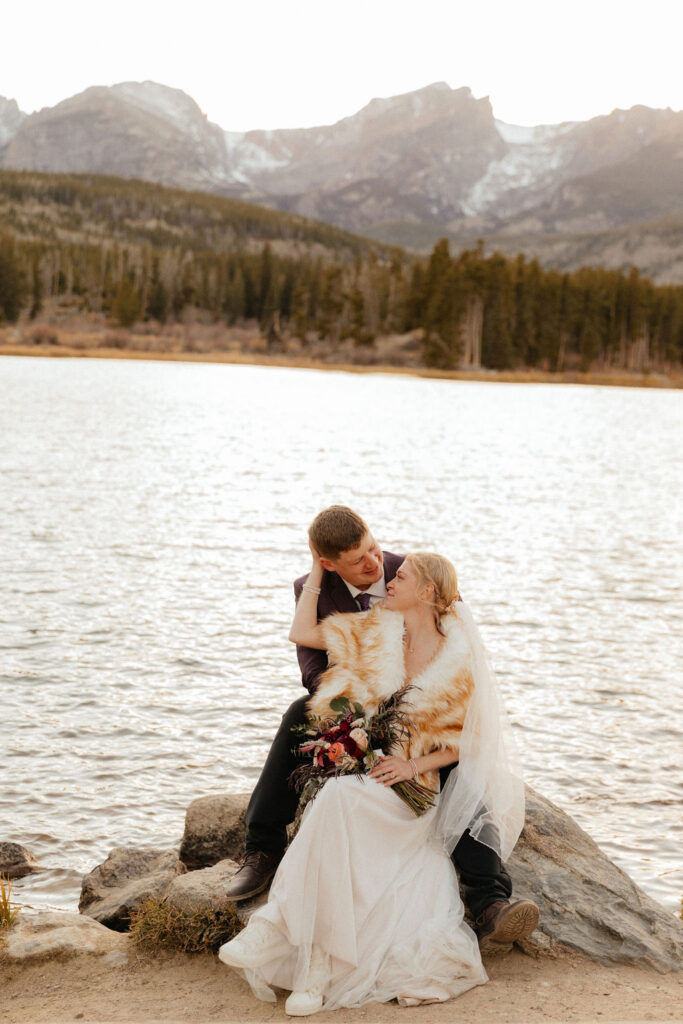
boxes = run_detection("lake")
[1,355,681,914]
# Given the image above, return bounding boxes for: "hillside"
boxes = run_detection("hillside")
[0,168,382,259]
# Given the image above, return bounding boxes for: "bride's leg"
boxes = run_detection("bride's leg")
[284,945,330,1017]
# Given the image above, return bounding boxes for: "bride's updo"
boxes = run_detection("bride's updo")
[405,553,459,634]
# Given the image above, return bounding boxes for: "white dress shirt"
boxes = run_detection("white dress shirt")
[342,575,387,609]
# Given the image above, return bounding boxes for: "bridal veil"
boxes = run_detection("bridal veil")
[434,600,525,862]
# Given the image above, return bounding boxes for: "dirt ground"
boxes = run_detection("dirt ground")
[2,945,681,1024]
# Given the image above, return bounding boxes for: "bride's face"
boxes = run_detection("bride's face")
[385,561,425,611]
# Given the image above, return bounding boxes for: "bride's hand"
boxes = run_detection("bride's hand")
[308,537,323,567]
[369,755,415,786]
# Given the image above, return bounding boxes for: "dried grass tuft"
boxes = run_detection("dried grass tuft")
[129,897,243,954]
[0,875,19,929]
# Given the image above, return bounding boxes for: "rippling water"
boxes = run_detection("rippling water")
[1,356,681,914]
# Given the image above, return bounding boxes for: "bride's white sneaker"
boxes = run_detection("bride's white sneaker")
[285,990,323,1017]
[285,946,329,1017]
[218,918,282,969]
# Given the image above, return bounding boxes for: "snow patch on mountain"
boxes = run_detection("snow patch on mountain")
[224,131,246,153]
[494,119,577,145]
[223,132,292,184]
[461,119,579,215]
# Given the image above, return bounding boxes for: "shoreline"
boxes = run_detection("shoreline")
[2,944,682,1024]
[1,342,682,389]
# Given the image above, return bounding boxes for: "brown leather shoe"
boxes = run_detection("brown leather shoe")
[475,899,540,944]
[223,850,282,902]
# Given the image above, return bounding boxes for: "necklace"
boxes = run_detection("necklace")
[403,629,442,658]
[402,631,416,654]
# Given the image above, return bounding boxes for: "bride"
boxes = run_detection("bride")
[219,549,525,1016]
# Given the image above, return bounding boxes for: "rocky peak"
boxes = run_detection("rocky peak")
[2,82,231,189]
[0,96,26,148]
[340,82,493,139]
[109,81,216,139]
[565,103,676,174]
[228,81,503,216]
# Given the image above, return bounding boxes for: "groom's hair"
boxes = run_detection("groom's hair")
[309,505,369,560]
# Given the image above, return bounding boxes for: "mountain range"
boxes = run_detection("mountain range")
[1,81,682,282]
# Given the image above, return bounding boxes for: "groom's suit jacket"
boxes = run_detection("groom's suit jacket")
[293,550,405,694]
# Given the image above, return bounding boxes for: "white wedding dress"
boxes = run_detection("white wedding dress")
[228,773,487,1010]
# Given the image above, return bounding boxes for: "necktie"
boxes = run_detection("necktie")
[356,593,372,611]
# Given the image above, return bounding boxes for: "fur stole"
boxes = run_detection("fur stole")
[307,605,474,787]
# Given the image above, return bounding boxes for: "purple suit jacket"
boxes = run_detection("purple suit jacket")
[293,550,405,693]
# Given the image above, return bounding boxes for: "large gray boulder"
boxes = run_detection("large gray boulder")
[508,788,682,972]
[2,910,127,961]
[0,841,39,879]
[79,847,186,931]
[179,793,249,868]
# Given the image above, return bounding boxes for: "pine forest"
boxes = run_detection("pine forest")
[1,170,682,372]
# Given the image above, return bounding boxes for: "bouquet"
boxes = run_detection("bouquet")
[290,688,437,818]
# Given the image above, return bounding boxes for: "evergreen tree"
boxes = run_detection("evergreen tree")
[512,255,539,365]
[113,277,142,327]
[147,275,169,323]
[224,265,246,324]
[481,254,514,369]
[29,252,44,320]
[0,237,26,322]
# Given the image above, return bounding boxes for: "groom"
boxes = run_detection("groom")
[225,505,539,946]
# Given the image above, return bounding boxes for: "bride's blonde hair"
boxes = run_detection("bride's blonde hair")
[404,553,459,635]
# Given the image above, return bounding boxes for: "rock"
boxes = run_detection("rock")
[508,788,683,972]
[79,847,186,931]
[163,858,240,913]
[0,841,39,879]
[179,793,249,868]
[164,858,268,924]
[2,910,127,961]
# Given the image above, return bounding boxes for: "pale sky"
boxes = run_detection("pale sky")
[4,0,682,130]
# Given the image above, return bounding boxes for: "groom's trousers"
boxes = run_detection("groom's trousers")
[244,695,512,921]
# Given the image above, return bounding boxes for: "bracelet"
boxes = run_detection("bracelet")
[303,584,321,595]
[409,759,418,779]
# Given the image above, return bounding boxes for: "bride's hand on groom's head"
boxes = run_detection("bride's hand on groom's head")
[309,538,323,564]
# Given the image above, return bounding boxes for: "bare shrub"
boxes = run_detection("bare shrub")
[24,327,60,346]
[130,897,242,955]
[102,331,131,350]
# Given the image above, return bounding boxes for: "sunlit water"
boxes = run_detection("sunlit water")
[1,356,681,915]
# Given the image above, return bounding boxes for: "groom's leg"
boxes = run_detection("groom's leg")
[244,694,309,855]
[440,765,538,942]
[224,694,309,901]
[451,828,512,920]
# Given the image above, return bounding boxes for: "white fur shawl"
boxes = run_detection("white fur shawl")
[307,606,474,787]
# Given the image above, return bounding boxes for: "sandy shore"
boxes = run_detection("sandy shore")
[1,341,681,390]
[2,946,682,1024]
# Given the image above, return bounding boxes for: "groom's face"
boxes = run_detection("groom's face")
[321,532,384,590]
